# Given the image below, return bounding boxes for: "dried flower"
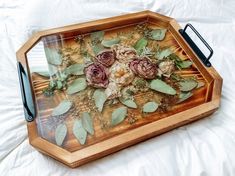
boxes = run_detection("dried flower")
[109,62,134,86]
[112,44,137,62]
[95,49,116,67]
[158,60,175,77]
[129,57,157,79]
[84,63,109,88]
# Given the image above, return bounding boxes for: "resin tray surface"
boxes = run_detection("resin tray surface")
[16,11,222,168]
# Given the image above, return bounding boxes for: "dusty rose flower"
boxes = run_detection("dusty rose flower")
[84,63,109,88]
[95,49,116,67]
[158,60,175,77]
[112,44,137,62]
[129,57,157,79]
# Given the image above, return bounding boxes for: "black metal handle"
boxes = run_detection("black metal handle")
[17,62,35,122]
[179,23,213,67]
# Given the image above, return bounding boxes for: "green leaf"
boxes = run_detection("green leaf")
[111,107,127,126]
[67,78,87,94]
[177,60,192,69]
[35,71,50,78]
[93,89,107,112]
[92,44,105,55]
[91,31,105,42]
[56,80,63,89]
[119,97,137,109]
[149,29,167,41]
[143,102,158,113]
[64,63,85,76]
[73,119,87,145]
[101,38,120,47]
[134,37,148,54]
[44,47,62,65]
[150,79,176,95]
[81,112,94,135]
[55,124,67,146]
[177,92,193,103]
[156,48,173,60]
[197,81,205,89]
[52,100,72,116]
[179,79,198,92]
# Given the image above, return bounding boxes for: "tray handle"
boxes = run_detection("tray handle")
[17,62,35,122]
[179,23,213,67]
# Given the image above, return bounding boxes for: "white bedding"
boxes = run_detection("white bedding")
[0,0,235,175]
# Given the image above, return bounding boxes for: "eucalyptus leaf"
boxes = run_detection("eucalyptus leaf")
[111,107,127,126]
[150,79,176,95]
[35,71,50,78]
[64,63,85,76]
[44,47,62,66]
[143,102,158,113]
[52,100,72,116]
[119,97,137,109]
[101,38,120,47]
[156,48,173,60]
[67,78,87,94]
[179,79,198,92]
[177,60,192,69]
[197,81,205,89]
[90,31,105,42]
[55,124,67,146]
[134,38,148,54]
[73,119,87,145]
[81,112,94,135]
[93,89,107,112]
[177,92,193,103]
[92,44,105,55]
[149,29,167,41]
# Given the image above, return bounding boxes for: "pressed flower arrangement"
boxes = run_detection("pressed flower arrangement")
[32,22,207,148]
[17,11,222,167]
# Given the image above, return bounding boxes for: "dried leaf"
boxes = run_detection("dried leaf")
[149,29,167,41]
[150,79,176,95]
[143,102,158,113]
[92,44,105,55]
[156,48,173,60]
[197,81,205,88]
[55,124,67,146]
[177,92,193,103]
[111,107,127,126]
[44,47,62,65]
[119,97,137,109]
[73,119,87,145]
[81,112,94,135]
[90,31,105,42]
[177,60,192,68]
[101,38,120,47]
[64,63,85,76]
[179,79,198,92]
[67,78,87,94]
[93,89,107,112]
[35,71,50,78]
[52,100,72,116]
[134,37,148,54]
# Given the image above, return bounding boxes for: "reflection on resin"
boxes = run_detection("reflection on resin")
[26,23,206,149]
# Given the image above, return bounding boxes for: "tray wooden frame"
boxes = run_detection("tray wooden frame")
[16,11,222,168]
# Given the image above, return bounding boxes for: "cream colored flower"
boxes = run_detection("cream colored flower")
[109,61,135,86]
[112,44,137,63]
[158,60,175,77]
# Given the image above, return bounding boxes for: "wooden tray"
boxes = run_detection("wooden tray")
[16,11,222,168]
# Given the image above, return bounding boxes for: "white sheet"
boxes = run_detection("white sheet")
[1,0,235,175]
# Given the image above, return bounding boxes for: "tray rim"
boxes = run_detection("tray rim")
[16,10,222,168]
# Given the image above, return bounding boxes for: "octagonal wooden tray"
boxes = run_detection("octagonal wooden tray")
[16,11,222,168]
